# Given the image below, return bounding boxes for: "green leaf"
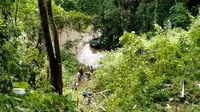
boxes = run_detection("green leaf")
[14,82,29,89]
[67,94,72,101]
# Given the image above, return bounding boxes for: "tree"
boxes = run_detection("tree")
[38,0,63,95]
[136,2,155,32]
[169,3,191,29]
[0,0,14,23]
[54,0,78,11]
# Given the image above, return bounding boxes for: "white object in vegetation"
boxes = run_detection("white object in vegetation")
[13,88,26,95]
[181,81,185,98]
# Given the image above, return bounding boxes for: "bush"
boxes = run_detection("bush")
[64,40,73,50]
[169,3,191,29]
[0,90,76,112]
[61,49,80,85]
[91,15,200,111]
[0,81,76,111]
[0,37,46,90]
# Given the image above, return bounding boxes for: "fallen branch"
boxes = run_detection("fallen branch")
[94,89,111,99]
[95,89,111,94]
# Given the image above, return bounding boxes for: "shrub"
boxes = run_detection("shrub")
[92,15,200,111]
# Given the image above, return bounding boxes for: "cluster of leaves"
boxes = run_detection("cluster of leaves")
[0,0,15,7]
[61,42,80,85]
[53,7,92,32]
[169,3,191,29]
[0,0,54,93]
[0,0,42,93]
[52,0,92,31]
[0,0,91,42]
[0,37,45,92]
[91,14,200,111]
[0,83,76,112]
[54,0,79,11]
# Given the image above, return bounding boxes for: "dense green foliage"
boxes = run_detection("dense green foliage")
[0,81,76,112]
[0,89,76,111]
[169,3,191,29]
[74,0,199,49]
[92,14,200,111]
[61,42,80,85]
[54,0,78,11]
[136,2,155,32]
[0,37,44,91]
[0,0,91,111]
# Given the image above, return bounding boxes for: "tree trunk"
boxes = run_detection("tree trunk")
[14,2,18,25]
[38,0,63,95]
[46,0,63,95]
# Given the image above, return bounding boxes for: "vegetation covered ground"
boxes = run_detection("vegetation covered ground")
[0,0,200,112]
[90,15,200,111]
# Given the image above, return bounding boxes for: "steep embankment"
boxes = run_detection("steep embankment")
[59,28,103,68]
[59,28,105,111]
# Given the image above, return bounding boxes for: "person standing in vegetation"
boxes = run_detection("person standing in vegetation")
[85,66,93,80]
[85,66,94,80]
[78,66,84,82]
[90,66,94,73]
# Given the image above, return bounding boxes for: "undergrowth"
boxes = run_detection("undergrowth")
[91,14,200,111]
